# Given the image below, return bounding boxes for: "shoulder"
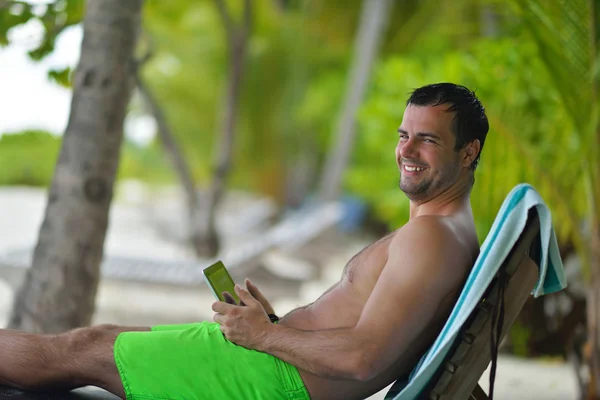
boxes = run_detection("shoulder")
[389,215,457,254]
[386,216,467,281]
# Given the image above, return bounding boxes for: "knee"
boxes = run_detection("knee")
[60,327,117,385]
[64,326,113,355]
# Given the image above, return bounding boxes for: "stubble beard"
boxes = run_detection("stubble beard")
[399,175,433,201]
[399,160,462,202]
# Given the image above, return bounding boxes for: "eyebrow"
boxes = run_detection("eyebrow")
[397,128,442,141]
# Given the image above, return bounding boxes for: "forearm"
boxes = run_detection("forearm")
[278,305,311,328]
[259,324,367,380]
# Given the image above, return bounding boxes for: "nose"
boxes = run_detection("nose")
[399,137,419,159]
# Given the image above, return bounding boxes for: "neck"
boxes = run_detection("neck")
[408,178,472,219]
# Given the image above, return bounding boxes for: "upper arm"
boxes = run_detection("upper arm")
[354,218,464,377]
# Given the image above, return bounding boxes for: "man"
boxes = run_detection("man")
[0,83,488,400]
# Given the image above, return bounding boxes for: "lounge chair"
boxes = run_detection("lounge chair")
[385,183,567,399]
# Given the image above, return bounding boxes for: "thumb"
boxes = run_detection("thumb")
[246,279,264,299]
[235,284,260,307]
[246,279,274,314]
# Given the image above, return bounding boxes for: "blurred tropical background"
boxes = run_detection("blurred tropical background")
[0,0,598,399]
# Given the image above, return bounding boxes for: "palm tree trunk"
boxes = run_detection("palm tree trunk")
[194,0,252,257]
[9,0,143,333]
[318,0,393,201]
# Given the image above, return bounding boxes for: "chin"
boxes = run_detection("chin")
[400,181,431,200]
[400,179,417,193]
[399,184,419,198]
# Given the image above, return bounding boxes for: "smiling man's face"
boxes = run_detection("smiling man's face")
[396,104,463,201]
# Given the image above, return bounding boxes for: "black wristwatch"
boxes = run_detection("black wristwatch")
[268,314,279,324]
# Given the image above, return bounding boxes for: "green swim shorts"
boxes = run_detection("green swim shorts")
[114,322,310,400]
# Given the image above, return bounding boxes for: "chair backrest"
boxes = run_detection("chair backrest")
[423,209,541,399]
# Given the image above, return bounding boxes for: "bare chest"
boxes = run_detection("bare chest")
[294,232,399,330]
[342,232,396,288]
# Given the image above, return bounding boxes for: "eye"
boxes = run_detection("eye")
[399,133,408,141]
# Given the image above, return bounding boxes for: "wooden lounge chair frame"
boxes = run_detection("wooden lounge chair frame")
[386,208,541,400]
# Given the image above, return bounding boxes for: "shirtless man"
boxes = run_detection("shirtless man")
[0,83,488,400]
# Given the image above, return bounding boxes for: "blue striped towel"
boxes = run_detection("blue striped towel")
[386,183,568,399]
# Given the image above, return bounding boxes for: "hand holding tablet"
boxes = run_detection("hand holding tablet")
[203,261,279,323]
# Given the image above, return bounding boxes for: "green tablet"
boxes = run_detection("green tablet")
[202,260,239,304]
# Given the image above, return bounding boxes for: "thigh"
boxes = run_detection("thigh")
[114,322,289,400]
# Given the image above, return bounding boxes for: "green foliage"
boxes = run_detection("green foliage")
[140,0,366,197]
[511,0,592,134]
[296,71,345,150]
[0,0,83,89]
[348,36,577,241]
[48,66,73,88]
[0,130,60,186]
[140,1,228,182]
[0,0,85,60]
[509,0,598,278]
[0,1,35,46]
[0,130,169,187]
[28,0,85,61]
[118,141,174,184]
[3,1,593,261]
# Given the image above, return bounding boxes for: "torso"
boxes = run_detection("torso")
[278,213,478,400]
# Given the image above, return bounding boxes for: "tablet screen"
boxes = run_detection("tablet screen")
[203,261,239,303]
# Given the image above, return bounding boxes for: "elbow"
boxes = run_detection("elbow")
[349,351,380,382]
[353,369,374,382]
[353,365,378,382]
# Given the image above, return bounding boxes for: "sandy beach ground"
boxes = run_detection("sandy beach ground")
[0,185,579,399]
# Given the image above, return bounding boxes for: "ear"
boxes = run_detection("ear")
[461,139,480,168]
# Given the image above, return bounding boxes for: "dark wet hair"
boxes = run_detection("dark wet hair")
[406,83,489,170]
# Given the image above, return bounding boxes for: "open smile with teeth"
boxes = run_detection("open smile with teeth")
[404,165,426,172]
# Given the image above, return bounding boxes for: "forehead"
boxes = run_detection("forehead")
[400,104,455,137]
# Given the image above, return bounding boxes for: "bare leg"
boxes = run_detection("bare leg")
[0,324,149,399]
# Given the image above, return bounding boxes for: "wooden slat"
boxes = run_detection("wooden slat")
[433,256,538,399]
[427,212,541,400]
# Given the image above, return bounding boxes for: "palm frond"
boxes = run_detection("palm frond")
[511,0,593,134]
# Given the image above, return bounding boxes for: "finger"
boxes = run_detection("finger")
[223,290,245,306]
[245,279,263,299]
[218,323,228,338]
[235,284,260,307]
[223,292,237,305]
[213,313,225,324]
[246,279,274,314]
[212,301,234,313]
[245,278,256,291]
